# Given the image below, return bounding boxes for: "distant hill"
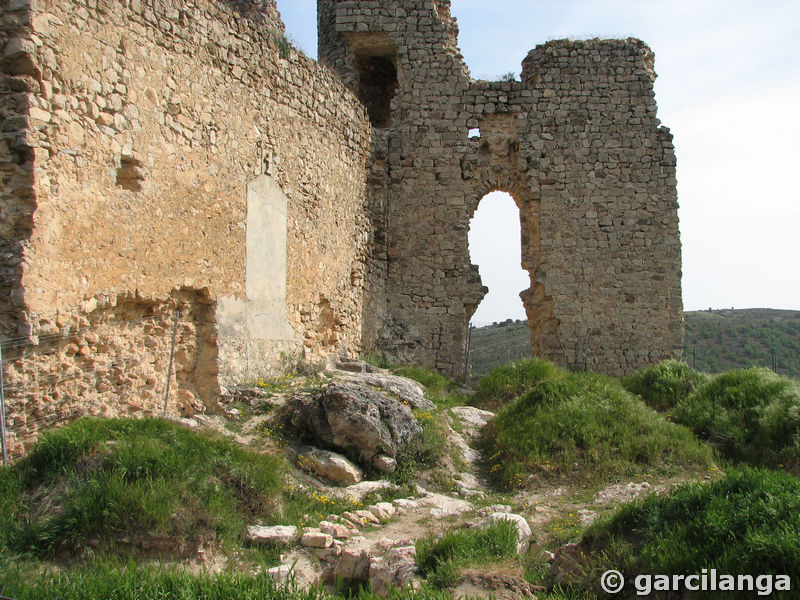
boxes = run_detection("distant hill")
[468,309,800,380]
[683,308,800,378]
[468,319,534,380]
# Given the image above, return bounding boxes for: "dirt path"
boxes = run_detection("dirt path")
[221,381,707,599]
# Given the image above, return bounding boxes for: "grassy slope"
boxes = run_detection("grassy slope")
[5,360,800,599]
[472,359,800,599]
[469,320,534,380]
[0,380,461,600]
[469,309,800,379]
[0,418,287,561]
[555,468,800,598]
[478,361,713,488]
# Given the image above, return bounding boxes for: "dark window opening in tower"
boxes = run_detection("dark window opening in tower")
[468,191,529,327]
[355,54,398,128]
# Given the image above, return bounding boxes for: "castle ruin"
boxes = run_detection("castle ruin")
[0,0,682,455]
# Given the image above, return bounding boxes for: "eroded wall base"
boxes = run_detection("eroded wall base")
[2,290,219,457]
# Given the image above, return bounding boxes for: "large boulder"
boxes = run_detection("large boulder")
[285,382,422,471]
[296,446,363,485]
[338,371,435,411]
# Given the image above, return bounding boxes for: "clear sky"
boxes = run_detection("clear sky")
[276,0,800,323]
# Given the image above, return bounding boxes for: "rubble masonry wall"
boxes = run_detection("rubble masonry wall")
[0,0,372,454]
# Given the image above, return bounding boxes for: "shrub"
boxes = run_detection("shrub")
[483,371,712,488]
[472,359,563,410]
[391,407,449,485]
[674,368,800,469]
[621,359,707,410]
[556,468,800,597]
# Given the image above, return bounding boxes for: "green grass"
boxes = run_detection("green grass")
[468,320,534,380]
[621,359,708,411]
[673,367,800,469]
[471,358,561,410]
[0,416,455,600]
[0,560,311,600]
[390,365,467,409]
[379,366,464,486]
[416,520,519,588]
[685,308,800,378]
[0,417,408,563]
[481,367,713,488]
[0,417,285,561]
[390,407,450,486]
[554,468,800,598]
[469,310,800,380]
[0,558,453,600]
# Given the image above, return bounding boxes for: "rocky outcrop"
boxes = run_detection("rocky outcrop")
[247,486,476,597]
[451,407,496,442]
[324,536,418,597]
[284,382,422,472]
[368,544,418,597]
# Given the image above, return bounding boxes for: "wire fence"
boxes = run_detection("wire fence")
[681,345,798,379]
[463,323,800,384]
[0,310,187,465]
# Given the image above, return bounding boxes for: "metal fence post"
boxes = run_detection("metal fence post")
[0,342,8,465]
[163,310,180,417]
[462,323,473,384]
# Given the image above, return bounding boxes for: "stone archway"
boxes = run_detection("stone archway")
[463,113,558,367]
[467,190,528,325]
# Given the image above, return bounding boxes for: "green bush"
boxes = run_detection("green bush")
[621,359,707,410]
[674,368,800,469]
[416,520,519,588]
[472,359,563,410]
[0,417,284,559]
[557,468,800,597]
[483,371,712,488]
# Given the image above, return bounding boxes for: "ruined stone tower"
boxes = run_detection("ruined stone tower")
[0,0,682,454]
[319,0,684,376]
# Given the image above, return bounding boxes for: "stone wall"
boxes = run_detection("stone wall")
[0,0,372,455]
[320,0,683,376]
[1,0,686,454]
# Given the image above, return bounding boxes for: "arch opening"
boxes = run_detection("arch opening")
[468,191,529,327]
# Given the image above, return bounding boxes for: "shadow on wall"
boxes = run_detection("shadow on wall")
[220,0,281,21]
[0,6,39,341]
